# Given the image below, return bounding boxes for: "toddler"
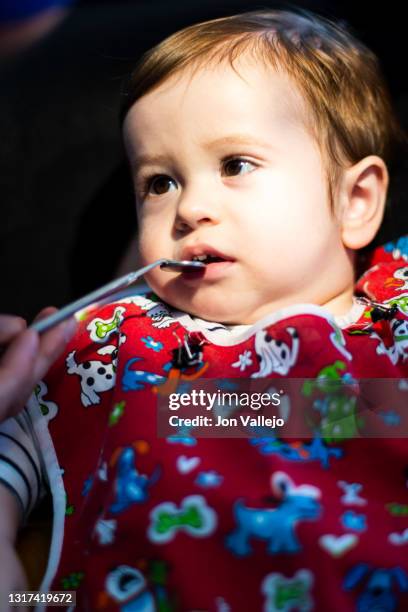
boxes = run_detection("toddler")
[0,9,408,611]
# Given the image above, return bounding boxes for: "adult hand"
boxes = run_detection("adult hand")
[0,308,77,422]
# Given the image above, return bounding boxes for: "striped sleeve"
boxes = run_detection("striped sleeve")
[0,409,47,520]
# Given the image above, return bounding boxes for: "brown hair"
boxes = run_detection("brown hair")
[121,8,404,207]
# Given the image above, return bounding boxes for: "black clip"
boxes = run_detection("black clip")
[370,303,398,323]
[171,332,203,369]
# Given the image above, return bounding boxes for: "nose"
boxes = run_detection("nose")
[174,184,221,233]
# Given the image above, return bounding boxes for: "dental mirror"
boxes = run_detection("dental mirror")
[30,259,205,334]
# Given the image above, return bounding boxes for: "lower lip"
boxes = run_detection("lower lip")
[181,260,235,282]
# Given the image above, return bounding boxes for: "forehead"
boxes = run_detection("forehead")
[123,54,313,155]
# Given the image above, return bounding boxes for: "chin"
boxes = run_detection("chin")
[150,278,257,324]
[179,298,250,325]
[158,290,239,323]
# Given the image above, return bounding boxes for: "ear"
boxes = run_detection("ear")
[338,155,389,249]
[271,471,293,498]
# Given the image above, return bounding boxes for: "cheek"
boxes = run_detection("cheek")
[137,223,157,261]
[274,176,331,235]
[138,215,174,265]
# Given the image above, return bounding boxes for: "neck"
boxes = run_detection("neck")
[321,286,355,317]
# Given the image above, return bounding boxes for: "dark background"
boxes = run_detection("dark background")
[1,0,406,320]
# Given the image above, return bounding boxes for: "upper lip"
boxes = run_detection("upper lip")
[180,243,234,262]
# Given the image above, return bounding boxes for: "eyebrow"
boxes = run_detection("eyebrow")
[202,134,273,149]
[131,134,273,171]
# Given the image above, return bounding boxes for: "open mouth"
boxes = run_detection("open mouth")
[179,245,235,280]
[191,254,227,264]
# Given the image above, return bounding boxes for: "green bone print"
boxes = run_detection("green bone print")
[61,572,84,590]
[155,505,203,534]
[109,401,125,426]
[275,579,308,609]
[94,310,123,339]
[386,295,408,314]
[387,502,408,516]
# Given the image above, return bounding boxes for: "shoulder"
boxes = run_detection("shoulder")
[38,291,181,417]
[47,291,180,378]
[356,250,408,316]
[71,291,177,344]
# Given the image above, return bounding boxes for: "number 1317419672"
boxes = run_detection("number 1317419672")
[7,591,76,607]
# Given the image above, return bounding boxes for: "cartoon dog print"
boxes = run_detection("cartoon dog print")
[105,565,155,611]
[252,327,300,377]
[226,472,321,556]
[66,345,117,407]
[124,295,177,329]
[385,266,408,291]
[343,563,408,612]
[373,318,408,365]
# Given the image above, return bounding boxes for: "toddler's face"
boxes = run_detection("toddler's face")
[123,56,353,324]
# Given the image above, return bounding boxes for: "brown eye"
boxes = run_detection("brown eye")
[223,158,255,177]
[149,175,177,195]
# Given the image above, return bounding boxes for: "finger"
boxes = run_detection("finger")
[0,316,27,345]
[32,306,58,323]
[0,330,39,420]
[32,317,77,382]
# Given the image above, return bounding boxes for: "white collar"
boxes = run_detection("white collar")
[172,298,365,347]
